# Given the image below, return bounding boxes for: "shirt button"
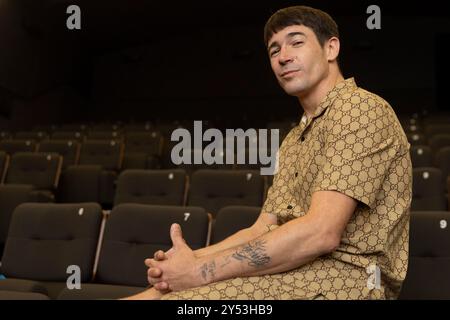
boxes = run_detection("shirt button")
[300,136,305,142]
[287,205,293,209]
[295,172,298,177]
[301,115,307,124]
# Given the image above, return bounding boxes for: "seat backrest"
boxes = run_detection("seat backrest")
[0,185,33,247]
[123,123,153,133]
[429,134,450,155]
[95,204,209,287]
[5,152,62,190]
[188,169,264,217]
[409,145,432,168]
[90,124,121,132]
[79,140,123,171]
[59,124,88,132]
[211,206,261,244]
[125,131,163,156]
[1,202,102,282]
[86,131,123,141]
[406,133,426,146]
[0,140,37,155]
[412,167,447,211]
[51,131,85,142]
[424,124,450,137]
[15,131,48,141]
[399,211,450,299]
[435,146,450,184]
[38,140,80,169]
[114,169,186,206]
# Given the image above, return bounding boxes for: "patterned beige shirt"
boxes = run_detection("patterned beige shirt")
[262,77,412,299]
[162,78,412,300]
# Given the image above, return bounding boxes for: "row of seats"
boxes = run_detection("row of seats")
[0,203,447,300]
[0,203,260,300]
[0,148,448,215]
[0,168,267,256]
[0,137,277,172]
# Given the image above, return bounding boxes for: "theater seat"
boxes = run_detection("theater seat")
[188,170,265,217]
[0,203,103,299]
[399,211,450,299]
[5,152,61,189]
[38,140,80,169]
[0,185,33,258]
[114,169,187,206]
[14,131,48,142]
[211,206,261,244]
[409,145,432,168]
[58,204,210,300]
[411,168,447,211]
[435,146,450,193]
[0,140,37,155]
[60,140,124,207]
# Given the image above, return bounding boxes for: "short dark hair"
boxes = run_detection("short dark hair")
[264,6,339,47]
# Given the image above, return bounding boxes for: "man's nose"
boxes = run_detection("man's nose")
[278,46,294,66]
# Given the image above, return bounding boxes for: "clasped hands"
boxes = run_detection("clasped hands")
[145,223,203,293]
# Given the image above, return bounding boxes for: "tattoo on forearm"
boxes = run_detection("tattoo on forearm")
[220,255,232,268]
[231,240,271,268]
[200,261,216,282]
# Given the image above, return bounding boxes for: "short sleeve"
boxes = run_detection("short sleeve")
[313,98,401,209]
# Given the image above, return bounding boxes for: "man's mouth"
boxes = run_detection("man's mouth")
[280,69,300,77]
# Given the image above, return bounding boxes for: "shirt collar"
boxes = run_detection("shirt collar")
[298,77,358,127]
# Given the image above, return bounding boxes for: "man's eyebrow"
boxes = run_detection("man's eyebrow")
[267,31,307,51]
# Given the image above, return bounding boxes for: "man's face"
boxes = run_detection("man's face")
[267,25,329,97]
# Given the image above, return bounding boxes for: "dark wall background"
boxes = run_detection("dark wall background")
[0,0,449,130]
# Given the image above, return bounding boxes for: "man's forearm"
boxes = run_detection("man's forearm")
[194,227,262,258]
[192,214,337,286]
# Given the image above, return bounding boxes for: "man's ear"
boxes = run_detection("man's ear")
[325,36,340,62]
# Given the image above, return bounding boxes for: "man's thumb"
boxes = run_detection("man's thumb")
[170,223,185,248]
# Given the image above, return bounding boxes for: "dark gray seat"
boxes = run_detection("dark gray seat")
[14,131,48,142]
[0,203,103,299]
[5,152,62,191]
[122,131,163,170]
[62,140,123,207]
[424,124,450,137]
[409,145,432,168]
[86,131,123,142]
[188,170,265,217]
[429,134,450,156]
[114,169,186,206]
[38,140,80,169]
[399,211,450,299]
[0,140,37,155]
[435,146,450,192]
[0,185,33,258]
[79,140,123,171]
[406,133,426,146]
[211,206,261,244]
[57,165,102,203]
[51,131,84,142]
[58,203,209,300]
[412,168,447,211]
[125,131,163,157]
